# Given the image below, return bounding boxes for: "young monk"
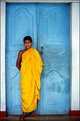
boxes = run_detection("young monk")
[16,36,43,120]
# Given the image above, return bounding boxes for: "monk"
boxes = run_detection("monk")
[16,36,43,120]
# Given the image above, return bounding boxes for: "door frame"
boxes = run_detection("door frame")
[0,0,80,115]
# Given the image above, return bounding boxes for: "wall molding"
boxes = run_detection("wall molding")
[5,0,80,3]
[71,2,80,110]
[0,0,6,112]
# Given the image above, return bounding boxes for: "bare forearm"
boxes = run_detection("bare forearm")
[16,64,21,70]
[16,51,22,70]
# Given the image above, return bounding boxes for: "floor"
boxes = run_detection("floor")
[0,115,80,121]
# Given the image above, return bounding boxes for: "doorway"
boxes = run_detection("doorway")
[6,3,70,115]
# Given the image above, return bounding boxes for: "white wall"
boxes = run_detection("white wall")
[0,0,1,111]
[0,0,6,111]
[79,3,80,110]
[6,0,80,2]
[71,2,80,110]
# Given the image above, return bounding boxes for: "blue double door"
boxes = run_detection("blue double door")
[6,3,70,115]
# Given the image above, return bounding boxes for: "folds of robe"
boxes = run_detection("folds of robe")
[20,47,43,112]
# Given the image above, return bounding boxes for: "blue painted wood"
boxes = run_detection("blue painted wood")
[37,3,70,114]
[6,3,70,115]
[6,3,37,115]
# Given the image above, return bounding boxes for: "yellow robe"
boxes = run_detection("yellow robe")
[20,47,43,112]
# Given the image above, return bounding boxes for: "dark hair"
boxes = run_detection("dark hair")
[23,36,32,43]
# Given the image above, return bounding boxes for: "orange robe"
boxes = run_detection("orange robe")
[20,47,43,112]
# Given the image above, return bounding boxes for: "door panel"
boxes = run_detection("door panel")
[37,4,70,114]
[6,3,70,115]
[6,3,37,114]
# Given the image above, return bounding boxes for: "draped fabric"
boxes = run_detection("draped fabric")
[20,48,43,112]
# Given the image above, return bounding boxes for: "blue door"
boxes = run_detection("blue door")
[6,3,70,115]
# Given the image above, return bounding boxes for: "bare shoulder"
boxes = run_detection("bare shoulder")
[18,50,25,57]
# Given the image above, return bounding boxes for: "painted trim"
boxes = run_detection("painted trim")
[71,2,80,110]
[79,2,80,110]
[69,110,80,116]
[0,111,7,117]
[0,2,1,112]
[5,0,79,3]
[0,0,6,112]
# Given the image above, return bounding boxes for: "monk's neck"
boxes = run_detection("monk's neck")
[25,47,32,51]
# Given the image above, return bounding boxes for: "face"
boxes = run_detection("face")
[24,39,32,49]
